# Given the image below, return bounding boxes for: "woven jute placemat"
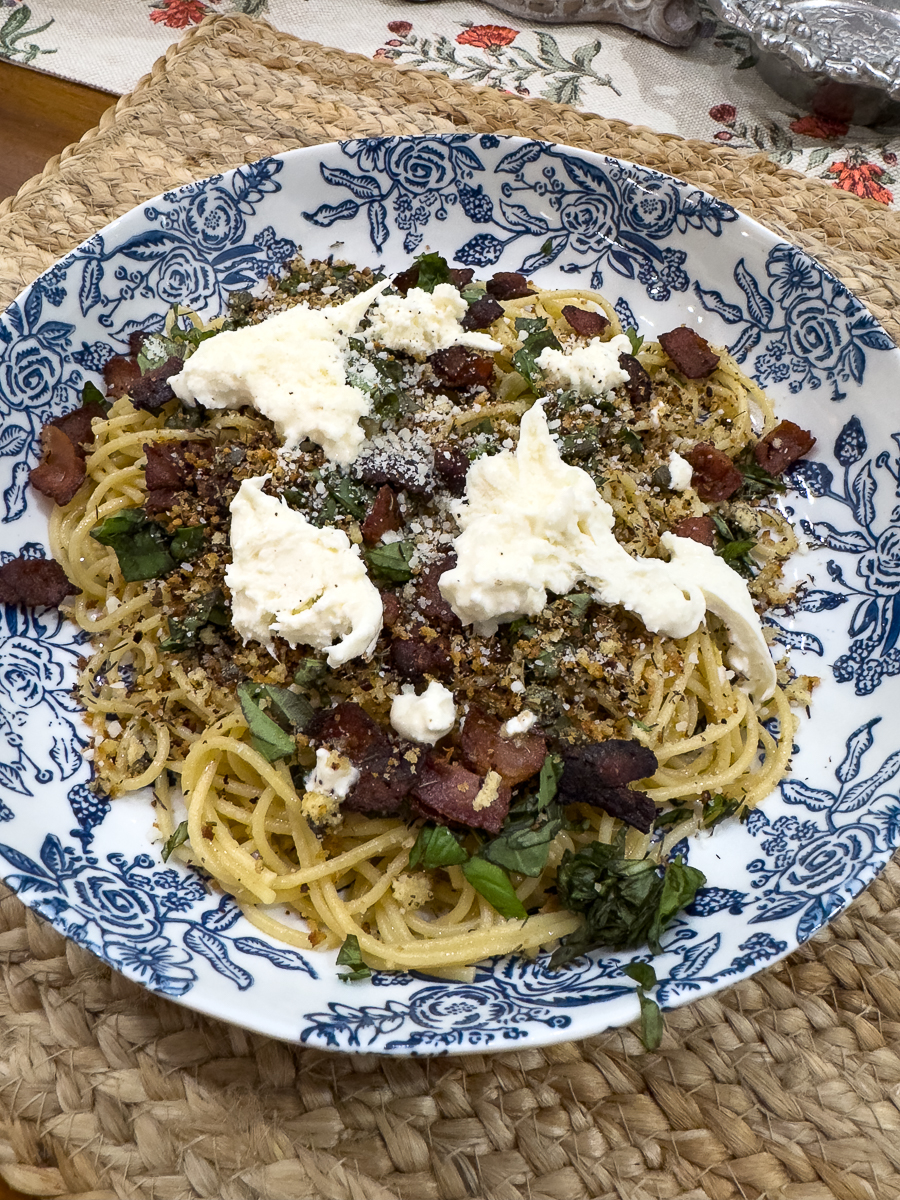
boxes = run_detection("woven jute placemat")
[3,16,900,1200]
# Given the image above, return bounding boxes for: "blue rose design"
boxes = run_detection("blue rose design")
[409,985,514,1031]
[156,249,218,308]
[385,139,454,196]
[182,186,246,250]
[73,872,161,937]
[559,193,618,255]
[624,180,680,237]
[1,335,64,410]
[857,528,900,595]
[784,295,852,372]
[782,827,875,896]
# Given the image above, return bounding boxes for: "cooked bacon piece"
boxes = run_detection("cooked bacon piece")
[461,296,503,332]
[415,556,462,629]
[562,305,609,337]
[754,420,816,476]
[130,356,184,413]
[686,443,743,502]
[618,353,652,407]
[314,701,418,815]
[144,439,213,513]
[433,444,470,497]
[558,740,659,833]
[48,402,103,451]
[658,327,720,378]
[671,515,716,547]
[380,591,402,628]
[129,331,149,357]
[0,556,77,607]
[460,706,547,787]
[356,450,433,496]
[391,265,473,295]
[103,355,141,400]
[30,424,86,506]
[430,346,494,389]
[361,485,402,547]
[486,271,532,301]
[411,754,511,835]
[391,632,453,682]
[449,268,475,289]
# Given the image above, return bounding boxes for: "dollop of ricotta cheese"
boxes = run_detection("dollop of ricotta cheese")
[368,284,502,356]
[536,333,633,397]
[226,476,383,667]
[439,404,775,701]
[390,680,457,745]
[171,279,391,465]
[667,450,693,491]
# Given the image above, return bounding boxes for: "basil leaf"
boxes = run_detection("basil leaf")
[619,428,644,456]
[535,754,562,811]
[160,586,230,651]
[514,316,548,335]
[262,685,315,733]
[512,327,562,384]
[329,476,374,519]
[237,682,296,762]
[736,449,786,497]
[164,402,205,430]
[625,327,644,355]
[646,856,707,954]
[623,962,662,1048]
[414,252,451,293]
[701,793,744,828]
[462,858,528,920]
[294,658,328,688]
[336,933,371,982]
[170,525,205,561]
[653,806,692,830]
[480,807,563,877]
[161,820,189,863]
[90,509,175,582]
[623,960,656,991]
[409,824,469,870]
[364,540,415,582]
[711,512,757,578]
[566,592,593,622]
[81,380,108,409]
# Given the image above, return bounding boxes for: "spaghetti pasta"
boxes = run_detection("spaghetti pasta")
[46,253,815,974]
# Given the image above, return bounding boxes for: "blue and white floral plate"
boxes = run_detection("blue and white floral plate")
[0,136,897,1053]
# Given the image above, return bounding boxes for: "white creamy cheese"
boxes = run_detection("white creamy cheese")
[439,404,775,700]
[368,284,502,356]
[390,680,457,745]
[171,279,391,465]
[306,747,359,800]
[536,332,633,397]
[667,451,693,491]
[502,710,538,736]
[226,476,383,667]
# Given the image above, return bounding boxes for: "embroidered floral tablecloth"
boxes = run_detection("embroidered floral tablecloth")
[7,0,900,210]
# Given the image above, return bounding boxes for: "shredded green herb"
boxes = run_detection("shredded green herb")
[622,961,663,1049]
[161,820,189,863]
[336,934,372,982]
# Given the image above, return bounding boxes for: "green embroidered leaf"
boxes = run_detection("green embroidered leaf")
[237,683,297,762]
[364,540,415,582]
[336,934,372,982]
[408,824,470,870]
[161,820,189,863]
[462,858,528,919]
[90,508,175,582]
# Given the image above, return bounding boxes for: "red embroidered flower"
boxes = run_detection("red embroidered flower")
[387,20,412,36]
[714,130,734,141]
[456,24,519,50]
[149,0,209,27]
[789,114,849,139]
[884,151,898,167]
[709,103,736,124]
[824,152,894,205]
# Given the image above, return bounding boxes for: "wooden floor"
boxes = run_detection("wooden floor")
[0,56,119,1200]
[0,58,116,200]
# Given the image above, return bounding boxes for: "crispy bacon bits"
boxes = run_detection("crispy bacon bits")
[30,424,86,506]
[414,556,462,630]
[460,706,547,787]
[485,271,533,301]
[658,327,721,379]
[361,485,402,547]
[461,296,503,332]
[412,754,510,835]
[671,514,716,546]
[562,305,609,338]
[433,443,470,497]
[618,353,652,407]
[314,701,418,816]
[0,556,77,608]
[429,346,495,390]
[103,355,141,400]
[143,439,214,514]
[390,632,453,682]
[558,740,659,833]
[754,420,816,475]
[130,356,184,413]
[685,442,743,502]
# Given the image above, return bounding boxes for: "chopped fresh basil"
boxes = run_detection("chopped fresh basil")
[514,316,548,336]
[480,806,564,877]
[81,380,108,409]
[566,592,593,622]
[512,327,562,383]
[549,834,706,968]
[625,327,644,355]
[540,237,554,257]
[623,961,663,1050]
[461,283,485,303]
[413,252,452,293]
[164,402,205,430]
[409,824,469,870]
[294,658,328,689]
[701,793,745,829]
[619,428,644,457]
[653,805,693,830]
[711,512,757,578]
[90,509,175,582]
[336,934,372,982]
[462,858,528,920]
[237,682,297,762]
[161,820,189,863]
[736,449,786,497]
[328,476,374,520]
[170,525,205,562]
[364,540,415,583]
[631,718,654,734]
[160,586,229,651]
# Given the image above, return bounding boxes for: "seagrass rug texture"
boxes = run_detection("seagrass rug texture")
[2,16,900,1200]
